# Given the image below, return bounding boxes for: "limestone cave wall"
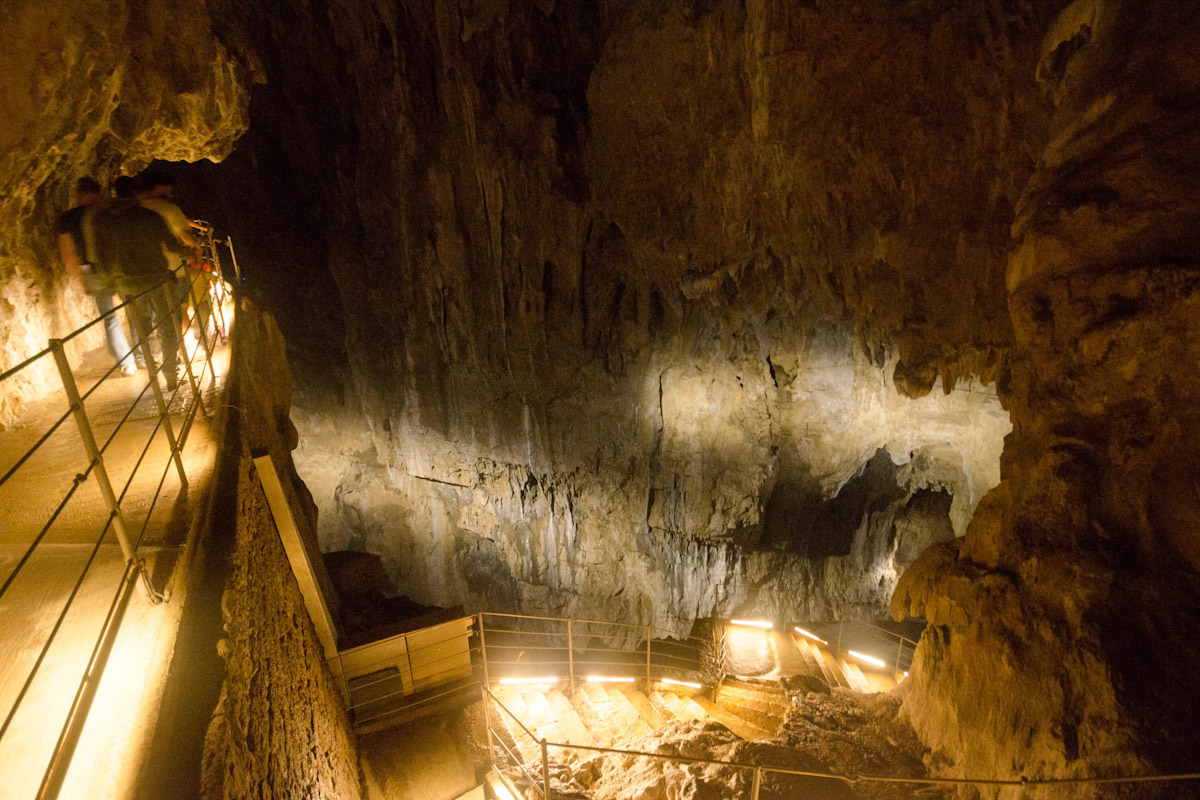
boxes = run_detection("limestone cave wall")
[178,0,1046,633]
[5,0,1198,790]
[201,299,361,799]
[893,2,1200,792]
[0,0,245,426]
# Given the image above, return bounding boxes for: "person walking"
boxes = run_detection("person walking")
[84,176,188,389]
[55,177,138,375]
[136,169,213,339]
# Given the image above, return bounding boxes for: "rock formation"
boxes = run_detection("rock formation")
[177,0,1040,634]
[893,1,1200,793]
[2,0,1197,792]
[0,0,246,426]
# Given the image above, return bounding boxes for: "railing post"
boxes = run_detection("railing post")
[126,296,189,488]
[50,340,158,603]
[481,684,496,777]
[896,638,905,674]
[567,618,575,693]
[750,766,762,800]
[478,614,491,688]
[836,618,843,656]
[226,235,243,282]
[646,623,653,688]
[172,280,214,417]
[404,633,416,696]
[541,738,551,800]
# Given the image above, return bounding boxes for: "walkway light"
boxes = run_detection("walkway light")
[848,650,887,668]
[499,676,558,685]
[660,678,702,689]
[587,675,635,683]
[730,619,773,629]
[794,626,827,645]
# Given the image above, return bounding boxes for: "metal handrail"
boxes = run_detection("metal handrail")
[0,220,234,800]
[479,685,1200,794]
[482,610,708,646]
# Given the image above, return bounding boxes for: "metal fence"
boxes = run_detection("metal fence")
[331,611,1200,797]
[0,223,235,799]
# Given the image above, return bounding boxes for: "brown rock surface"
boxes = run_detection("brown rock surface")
[201,300,362,799]
[0,0,246,426]
[3,0,1199,790]
[893,2,1200,794]
[170,0,1044,633]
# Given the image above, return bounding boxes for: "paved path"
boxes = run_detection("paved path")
[0,326,228,799]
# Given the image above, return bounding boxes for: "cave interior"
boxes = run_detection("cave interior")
[2,0,1200,798]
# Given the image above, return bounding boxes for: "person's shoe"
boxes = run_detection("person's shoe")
[164,370,179,392]
[120,362,137,377]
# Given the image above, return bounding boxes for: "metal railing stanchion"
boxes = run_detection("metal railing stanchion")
[226,235,243,282]
[541,738,551,800]
[169,282,212,417]
[482,685,497,778]
[479,614,492,687]
[896,638,905,674]
[645,623,652,688]
[404,634,415,696]
[126,296,188,488]
[49,340,160,603]
[567,618,575,692]
[750,766,762,800]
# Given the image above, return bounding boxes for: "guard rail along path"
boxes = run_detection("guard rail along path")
[0,223,238,799]
[328,611,1200,798]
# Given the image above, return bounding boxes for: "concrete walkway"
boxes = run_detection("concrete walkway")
[0,323,229,799]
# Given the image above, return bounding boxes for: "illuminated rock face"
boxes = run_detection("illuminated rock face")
[8,0,1198,785]
[0,1,246,426]
[893,2,1200,788]
[183,0,1039,632]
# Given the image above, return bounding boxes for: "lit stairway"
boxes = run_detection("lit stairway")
[710,677,786,740]
[784,628,900,693]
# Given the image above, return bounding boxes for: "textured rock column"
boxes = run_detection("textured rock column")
[893,2,1200,791]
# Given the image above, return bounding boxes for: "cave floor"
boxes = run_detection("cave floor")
[0,338,228,798]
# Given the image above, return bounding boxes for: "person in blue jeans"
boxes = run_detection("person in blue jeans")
[85,177,188,390]
[56,177,140,375]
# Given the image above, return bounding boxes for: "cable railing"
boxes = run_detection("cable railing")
[0,222,235,799]
[482,680,1200,797]
[814,603,921,675]
[319,609,1200,794]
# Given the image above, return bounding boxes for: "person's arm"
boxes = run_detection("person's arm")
[58,232,83,283]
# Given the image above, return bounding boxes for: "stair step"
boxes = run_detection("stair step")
[623,689,667,730]
[713,686,785,732]
[654,691,689,721]
[718,677,787,697]
[803,642,846,689]
[677,694,709,721]
[788,634,831,680]
[770,630,812,677]
[691,696,772,741]
[714,686,785,716]
[547,690,595,746]
[606,687,653,740]
[648,691,681,722]
[570,689,614,747]
[715,682,787,707]
[519,689,557,728]
[838,659,871,693]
